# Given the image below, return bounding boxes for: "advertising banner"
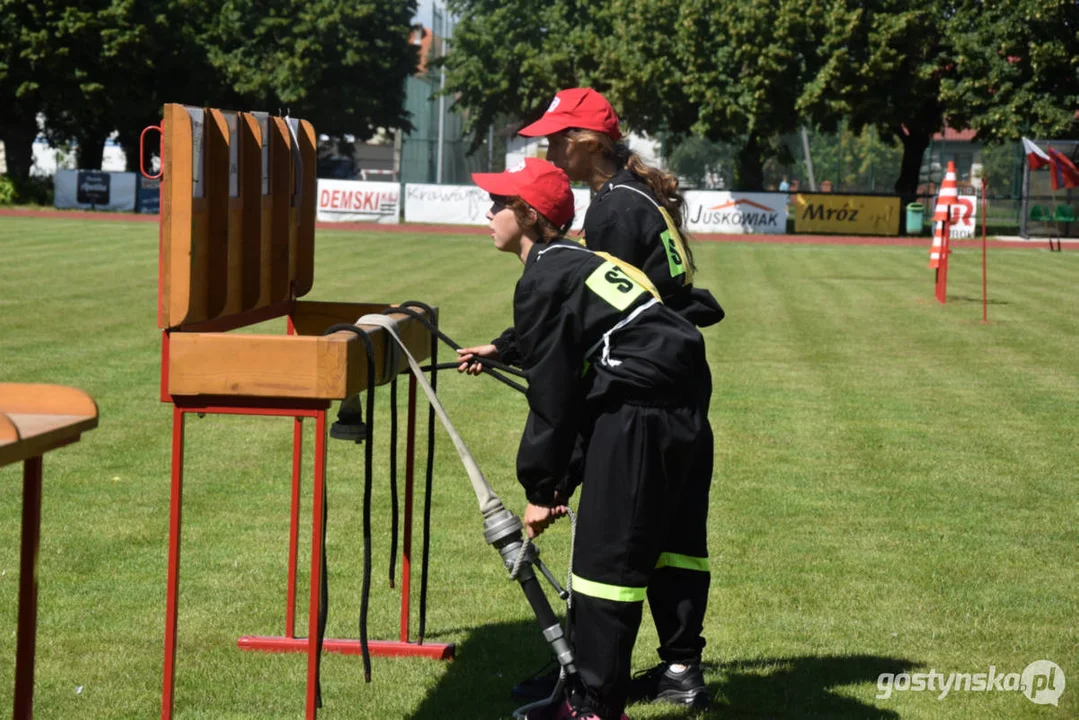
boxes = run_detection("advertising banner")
[404,183,590,231]
[316,179,400,223]
[683,191,789,234]
[76,171,110,204]
[54,170,136,211]
[942,194,979,239]
[137,176,160,214]
[792,193,901,235]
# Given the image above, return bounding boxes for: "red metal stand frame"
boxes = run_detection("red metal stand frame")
[160,337,453,720]
[148,122,453,718]
[936,204,952,304]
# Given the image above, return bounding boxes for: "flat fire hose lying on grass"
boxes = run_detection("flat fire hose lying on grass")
[358,313,576,718]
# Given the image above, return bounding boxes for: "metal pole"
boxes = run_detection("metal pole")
[837,123,843,191]
[800,127,816,191]
[982,180,988,324]
[1020,153,1030,238]
[435,5,448,184]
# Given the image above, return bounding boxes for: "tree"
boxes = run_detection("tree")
[941,0,1079,143]
[675,0,851,190]
[208,0,421,140]
[3,0,419,177]
[666,136,731,188]
[104,0,236,172]
[798,0,956,198]
[38,0,155,170]
[443,0,614,146]
[0,0,61,181]
[444,0,854,190]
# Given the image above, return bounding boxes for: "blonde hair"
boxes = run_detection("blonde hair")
[565,129,694,267]
[569,130,686,231]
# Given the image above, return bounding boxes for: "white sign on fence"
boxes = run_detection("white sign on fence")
[404,183,590,231]
[316,179,400,223]
[945,194,979,239]
[54,170,137,211]
[683,191,789,234]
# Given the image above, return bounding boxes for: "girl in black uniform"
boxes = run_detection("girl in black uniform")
[469,158,713,720]
[519,87,723,328]
[461,89,717,708]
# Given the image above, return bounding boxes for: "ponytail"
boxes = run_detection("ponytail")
[567,129,695,268]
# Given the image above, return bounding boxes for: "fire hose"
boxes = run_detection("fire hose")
[357,312,577,717]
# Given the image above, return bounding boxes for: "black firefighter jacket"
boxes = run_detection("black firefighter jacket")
[512,240,707,506]
[493,170,723,366]
[585,169,724,328]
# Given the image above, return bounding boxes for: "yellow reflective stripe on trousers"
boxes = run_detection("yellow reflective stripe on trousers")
[571,574,647,603]
[655,552,711,573]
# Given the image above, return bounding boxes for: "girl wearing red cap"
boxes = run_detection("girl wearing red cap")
[523,88,722,328]
[464,89,717,710]
[470,158,713,720]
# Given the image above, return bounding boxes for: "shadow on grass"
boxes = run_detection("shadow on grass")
[410,620,916,719]
[946,295,1010,305]
[705,654,917,719]
[817,275,912,282]
[410,619,553,720]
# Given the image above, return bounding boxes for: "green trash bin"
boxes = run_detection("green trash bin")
[905,202,925,235]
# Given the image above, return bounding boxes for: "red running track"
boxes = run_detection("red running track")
[0,207,1056,250]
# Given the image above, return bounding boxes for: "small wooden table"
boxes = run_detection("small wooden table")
[0,384,98,720]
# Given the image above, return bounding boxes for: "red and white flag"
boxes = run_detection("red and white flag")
[1022,137,1051,170]
[1047,146,1079,190]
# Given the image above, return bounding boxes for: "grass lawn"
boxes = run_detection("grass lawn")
[0,216,1076,719]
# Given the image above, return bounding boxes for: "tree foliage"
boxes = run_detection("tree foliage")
[942,0,1079,143]
[1,0,419,179]
[443,0,611,144]
[209,0,420,139]
[444,0,1078,194]
[797,0,955,196]
[675,0,849,189]
[0,0,69,181]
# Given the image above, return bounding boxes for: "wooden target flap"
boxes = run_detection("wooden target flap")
[288,117,317,298]
[159,106,316,329]
[160,103,228,328]
[220,110,263,315]
[252,112,292,307]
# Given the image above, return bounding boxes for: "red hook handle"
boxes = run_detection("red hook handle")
[140,125,163,180]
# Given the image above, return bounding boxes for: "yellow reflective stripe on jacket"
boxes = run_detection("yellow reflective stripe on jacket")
[593,251,661,301]
[571,574,647,603]
[585,261,648,311]
[610,184,695,286]
[655,552,711,573]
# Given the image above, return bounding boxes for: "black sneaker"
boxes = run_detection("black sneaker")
[628,662,709,708]
[512,661,562,702]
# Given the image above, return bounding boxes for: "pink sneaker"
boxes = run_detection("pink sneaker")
[526,701,631,720]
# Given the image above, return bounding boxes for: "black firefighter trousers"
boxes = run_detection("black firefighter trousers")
[568,401,713,719]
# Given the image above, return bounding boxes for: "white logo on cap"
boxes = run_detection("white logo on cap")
[508,160,527,173]
[547,96,561,113]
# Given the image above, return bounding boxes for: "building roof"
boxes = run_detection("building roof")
[933,125,978,142]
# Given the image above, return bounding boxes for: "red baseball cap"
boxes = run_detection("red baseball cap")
[472,158,575,228]
[518,88,622,140]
